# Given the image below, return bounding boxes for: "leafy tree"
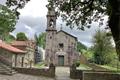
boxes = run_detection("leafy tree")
[5,0,30,17]
[0,5,17,39]
[35,33,46,49]
[92,30,113,65]
[77,41,87,52]
[0,0,30,40]
[48,0,120,60]
[1,2,30,40]
[34,33,46,63]
[4,34,15,43]
[16,32,28,41]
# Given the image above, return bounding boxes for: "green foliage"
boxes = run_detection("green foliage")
[77,41,87,53]
[48,0,108,29]
[77,64,92,70]
[5,0,30,17]
[4,34,15,43]
[75,61,80,67]
[0,5,17,38]
[92,30,113,65]
[100,65,120,71]
[34,62,46,68]
[83,49,94,62]
[35,33,46,49]
[16,32,28,41]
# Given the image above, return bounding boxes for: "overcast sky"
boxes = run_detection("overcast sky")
[0,0,108,47]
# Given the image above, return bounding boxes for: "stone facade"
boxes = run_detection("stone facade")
[45,5,80,66]
[0,41,26,68]
[0,48,13,66]
[11,41,36,68]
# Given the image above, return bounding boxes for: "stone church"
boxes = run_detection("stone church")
[45,5,80,66]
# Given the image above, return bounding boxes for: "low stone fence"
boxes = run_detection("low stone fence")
[84,72,120,80]
[70,64,120,80]
[13,64,55,78]
[70,68,83,79]
[70,64,83,79]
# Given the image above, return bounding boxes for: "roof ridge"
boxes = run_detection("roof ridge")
[57,30,77,40]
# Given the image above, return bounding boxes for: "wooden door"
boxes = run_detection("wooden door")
[58,55,64,66]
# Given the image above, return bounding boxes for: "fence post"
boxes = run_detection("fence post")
[49,63,55,77]
[70,64,76,78]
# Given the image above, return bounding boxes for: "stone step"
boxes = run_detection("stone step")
[0,63,12,69]
[0,62,17,75]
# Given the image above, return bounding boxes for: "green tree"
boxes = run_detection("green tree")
[0,0,30,40]
[0,5,17,40]
[77,42,87,52]
[35,33,46,49]
[16,32,28,41]
[4,34,15,43]
[48,0,120,60]
[5,0,30,17]
[92,30,113,65]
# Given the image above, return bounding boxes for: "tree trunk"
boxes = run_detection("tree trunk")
[109,0,120,60]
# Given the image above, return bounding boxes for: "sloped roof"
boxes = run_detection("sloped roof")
[11,41,28,46]
[0,40,26,54]
[57,30,77,40]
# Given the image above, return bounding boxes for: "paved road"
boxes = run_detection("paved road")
[0,74,54,80]
[55,67,79,80]
[0,67,79,80]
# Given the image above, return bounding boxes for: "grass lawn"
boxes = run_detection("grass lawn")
[77,64,92,70]
[100,65,120,72]
[34,62,47,68]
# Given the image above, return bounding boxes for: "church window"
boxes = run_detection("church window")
[59,43,64,48]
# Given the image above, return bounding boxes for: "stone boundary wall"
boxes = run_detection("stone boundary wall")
[70,64,83,80]
[13,64,55,78]
[70,65,120,80]
[70,68,83,79]
[83,72,120,80]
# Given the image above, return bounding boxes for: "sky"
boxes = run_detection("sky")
[0,0,108,47]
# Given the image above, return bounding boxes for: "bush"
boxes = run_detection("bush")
[75,61,80,67]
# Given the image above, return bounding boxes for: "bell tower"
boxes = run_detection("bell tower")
[45,2,57,66]
[46,2,57,31]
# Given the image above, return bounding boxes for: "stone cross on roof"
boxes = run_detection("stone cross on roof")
[60,24,63,30]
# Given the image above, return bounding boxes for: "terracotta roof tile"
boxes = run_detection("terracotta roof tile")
[0,40,26,54]
[11,41,27,46]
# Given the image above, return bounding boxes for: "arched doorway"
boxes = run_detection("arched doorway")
[58,55,64,66]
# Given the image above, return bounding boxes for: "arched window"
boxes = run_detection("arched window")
[49,19,54,27]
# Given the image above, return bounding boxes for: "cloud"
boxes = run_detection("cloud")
[18,0,48,17]
[0,0,6,5]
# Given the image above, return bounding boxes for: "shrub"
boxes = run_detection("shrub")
[75,61,80,67]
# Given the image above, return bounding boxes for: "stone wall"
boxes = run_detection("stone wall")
[70,65,120,80]
[0,48,13,66]
[13,64,55,78]
[70,65,83,80]
[84,72,120,80]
